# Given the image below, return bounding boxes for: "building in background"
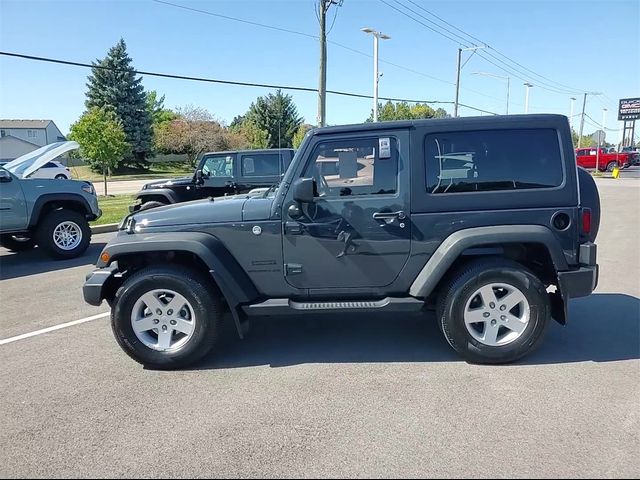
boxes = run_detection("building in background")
[0,120,66,162]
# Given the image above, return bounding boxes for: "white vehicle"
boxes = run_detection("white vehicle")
[3,142,76,179]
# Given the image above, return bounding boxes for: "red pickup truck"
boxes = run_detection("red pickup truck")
[575,147,632,172]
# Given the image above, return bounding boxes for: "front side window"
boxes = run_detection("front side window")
[425,129,563,194]
[304,137,397,197]
[201,155,234,178]
[241,153,280,177]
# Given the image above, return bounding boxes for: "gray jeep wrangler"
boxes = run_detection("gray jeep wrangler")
[84,115,599,368]
[1,142,101,259]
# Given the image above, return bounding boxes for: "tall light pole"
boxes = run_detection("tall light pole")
[454,45,486,117]
[524,82,533,113]
[578,91,603,148]
[596,107,608,171]
[362,27,390,122]
[569,97,576,130]
[472,71,510,114]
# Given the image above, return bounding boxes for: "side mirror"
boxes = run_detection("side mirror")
[194,169,204,185]
[293,177,315,203]
[0,169,12,183]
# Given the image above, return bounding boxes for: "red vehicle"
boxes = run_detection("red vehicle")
[575,147,632,172]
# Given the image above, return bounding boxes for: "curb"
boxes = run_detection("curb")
[91,223,119,234]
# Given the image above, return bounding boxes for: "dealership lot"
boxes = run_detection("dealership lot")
[0,179,638,478]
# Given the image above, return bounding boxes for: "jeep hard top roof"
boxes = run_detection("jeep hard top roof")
[201,148,295,156]
[312,114,569,136]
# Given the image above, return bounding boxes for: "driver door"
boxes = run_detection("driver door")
[200,153,237,197]
[282,132,411,290]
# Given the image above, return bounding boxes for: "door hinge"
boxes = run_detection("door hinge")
[285,263,303,276]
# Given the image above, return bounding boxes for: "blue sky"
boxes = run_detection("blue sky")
[1,0,638,144]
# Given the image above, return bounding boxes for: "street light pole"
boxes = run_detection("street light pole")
[524,82,533,113]
[362,27,390,122]
[597,108,607,171]
[454,46,485,117]
[472,71,510,114]
[569,97,576,130]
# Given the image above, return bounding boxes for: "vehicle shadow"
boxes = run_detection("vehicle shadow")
[0,242,105,280]
[192,293,639,370]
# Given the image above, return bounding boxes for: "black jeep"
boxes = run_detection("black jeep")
[131,148,295,211]
[85,115,600,369]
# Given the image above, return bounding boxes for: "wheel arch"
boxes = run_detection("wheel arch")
[29,194,92,228]
[135,189,178,205]
[409,225,569,300]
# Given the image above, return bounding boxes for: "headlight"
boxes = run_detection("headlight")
[81,182,96,195]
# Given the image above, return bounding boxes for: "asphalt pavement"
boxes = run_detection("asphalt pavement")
[0,180,638,478]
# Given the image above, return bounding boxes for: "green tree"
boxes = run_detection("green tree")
[146,90,178,125]
[366,101,450,122]
[85,38,153,169]
[68,108,129,196]
[293,124,314,149]
[247,90,302,148]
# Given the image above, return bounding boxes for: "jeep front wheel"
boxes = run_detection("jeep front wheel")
[437,259,550,364]
[111,265,223,369]
[0,234,36,252]
[139,200,167,211]
[37,209,91,259]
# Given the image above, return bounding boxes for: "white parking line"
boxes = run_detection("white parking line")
[0,311,110,346]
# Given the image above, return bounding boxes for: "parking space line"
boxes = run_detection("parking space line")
[0,311,110,346]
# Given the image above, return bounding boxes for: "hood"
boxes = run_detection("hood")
[128,194,275,231]
[4,141,79,178]
[143,176,194,189]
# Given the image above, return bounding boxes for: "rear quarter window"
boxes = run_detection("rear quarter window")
[425,128,564,194]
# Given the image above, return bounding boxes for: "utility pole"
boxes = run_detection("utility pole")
[454,46,485,117]
[596,108,607,171]
[317,0,342,127]
[578,92,587,148]
[362,27,390,122]
[524,82,533,113]
[569,97,576,130]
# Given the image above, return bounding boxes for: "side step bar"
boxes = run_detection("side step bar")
[243,297,424,317]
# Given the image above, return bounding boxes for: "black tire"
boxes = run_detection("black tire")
[437,258,550,364]
[36,209,91,259]
[0,234,36,252]
[54,174,68,180]
[606,161,618,172]
[111,265,223,369]
[139,201,167,211]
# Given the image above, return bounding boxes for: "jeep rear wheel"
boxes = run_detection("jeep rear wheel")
[437,258,550,364]
[111,265,223,369]
[37,209,91,259]
[0,234,36,252]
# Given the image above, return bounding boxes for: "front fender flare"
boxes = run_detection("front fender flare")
[409,225,569,298]
[98,232,260,308]
[135,189,179,204]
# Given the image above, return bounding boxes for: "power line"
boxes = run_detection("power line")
[398,0,586,95]
[0,51,501,114]
[386,0,584,96]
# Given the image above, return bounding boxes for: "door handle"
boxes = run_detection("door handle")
[285,221,304,235]
[372,210,406,221]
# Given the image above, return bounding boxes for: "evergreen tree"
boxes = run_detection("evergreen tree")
[85,39,153,169]
[247,90,302,148]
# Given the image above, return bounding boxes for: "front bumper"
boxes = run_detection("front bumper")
[83,265,118,306]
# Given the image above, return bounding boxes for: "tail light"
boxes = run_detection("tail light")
[581,208,592,235]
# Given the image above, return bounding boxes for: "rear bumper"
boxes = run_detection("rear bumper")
[558,265,598,298]
[558,242,598,299]
[83,265,118,306]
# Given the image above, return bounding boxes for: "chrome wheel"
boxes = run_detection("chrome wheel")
[131,289,196,351]
[464,282,530,347]
[52,221,82,250]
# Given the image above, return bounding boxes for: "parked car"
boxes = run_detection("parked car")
[575,147,632,171]
[85,114,599,369]
[620,146,640,165]
[0,141,101,258]
[3,154,71,179]
[131,148,295,212]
